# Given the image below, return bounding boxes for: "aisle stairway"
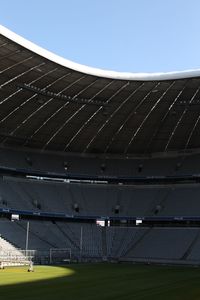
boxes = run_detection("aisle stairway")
[0,235,30,267]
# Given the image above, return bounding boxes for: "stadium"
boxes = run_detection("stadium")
[1,24,200,299]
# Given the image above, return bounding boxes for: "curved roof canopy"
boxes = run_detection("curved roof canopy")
[0,25,200,155]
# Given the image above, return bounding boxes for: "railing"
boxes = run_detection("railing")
[0,165,200,185]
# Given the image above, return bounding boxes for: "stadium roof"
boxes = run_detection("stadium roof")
[1,25,200,155]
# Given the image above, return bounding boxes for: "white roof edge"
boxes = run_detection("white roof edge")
[1,24,200,81]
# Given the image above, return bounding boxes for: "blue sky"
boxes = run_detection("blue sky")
[1,0,200,73]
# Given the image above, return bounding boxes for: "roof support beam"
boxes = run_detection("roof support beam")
[145,82,188,153]
[124,81,175,154]
[82,82,131,153]
[24,76,99,146]
[103,83,145,153]
[164,85,200,151]
[42,80,115,150]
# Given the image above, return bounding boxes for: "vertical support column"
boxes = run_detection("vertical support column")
[80,226,83,261]
[25,221,30,256]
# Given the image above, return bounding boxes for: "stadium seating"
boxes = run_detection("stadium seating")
[0,148,200,265]
[1,217,200,264]
[2,176,200,218]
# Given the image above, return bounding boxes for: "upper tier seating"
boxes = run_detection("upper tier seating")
[1,176,200,218]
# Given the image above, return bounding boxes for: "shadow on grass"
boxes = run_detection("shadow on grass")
[1,263,200,300]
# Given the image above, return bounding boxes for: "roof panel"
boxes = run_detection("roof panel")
[1,25,200,155]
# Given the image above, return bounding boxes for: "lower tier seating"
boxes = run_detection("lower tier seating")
[1,219,200,264]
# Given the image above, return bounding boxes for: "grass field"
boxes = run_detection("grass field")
[1,263,200,300]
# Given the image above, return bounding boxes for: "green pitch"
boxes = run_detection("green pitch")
[1,263,200,300]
